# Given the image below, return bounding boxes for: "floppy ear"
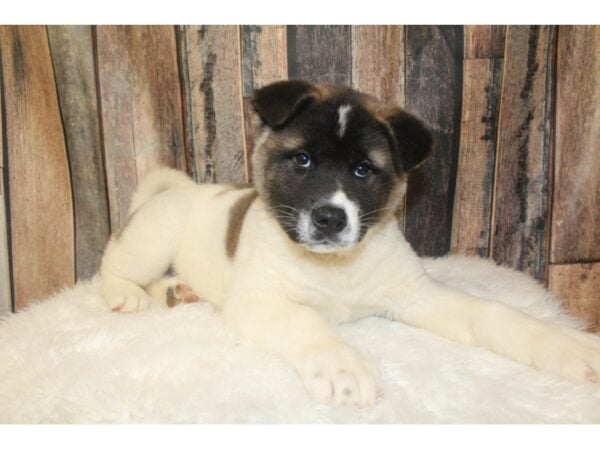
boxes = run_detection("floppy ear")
[251,80,319,129]
[383,109,433,173]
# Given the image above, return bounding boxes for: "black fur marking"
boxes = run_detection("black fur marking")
[251,80,318,129]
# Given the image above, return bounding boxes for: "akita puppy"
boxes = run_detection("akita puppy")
[101,80,600,408]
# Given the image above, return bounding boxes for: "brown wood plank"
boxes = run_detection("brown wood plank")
[0,25,75,309]
[240,25,288,181]
[241,25,288,96]
[404,25,464,257]
[352,25,405,107]
[549,263,600,332]
[551,25,600,264]
[178,25,246,184]
[451,57,503,257]
[287,25,352,85]
[0,171,11,314]
[0,67,10,314]
[0,68,10,312]
[96,26,186,229]
[47,26,110,279]
[464,25,507,59]
[491,26,556,282]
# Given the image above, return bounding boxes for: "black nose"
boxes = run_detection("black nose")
[311,206,347,235]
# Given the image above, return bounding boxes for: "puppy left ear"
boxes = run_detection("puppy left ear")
[251,80,320,129]
[383,109,433,174]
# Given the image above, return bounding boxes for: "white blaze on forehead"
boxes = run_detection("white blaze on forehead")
[329,190,360,245]
[337,104,352,138]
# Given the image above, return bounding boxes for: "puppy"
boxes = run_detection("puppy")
[101,80,600,408]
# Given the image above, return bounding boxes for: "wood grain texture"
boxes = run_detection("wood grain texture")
[287,25,352,85]
[0,172,11,314]
[178,25,247,184]
[404,25,464,257]
[352,25,405,107]
[451,58,503,257]
[464,26,506,59]
[491,26,555,282]
[551,26,600,264]
[96,26,186,229]
[241,25,288,96]
[0,25,75,309]
[0,73,10,312]
[240,25,288,181]
[47,26,110,279]
[549,263,600,332]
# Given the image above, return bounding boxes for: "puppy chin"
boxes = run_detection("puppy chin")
[300,239,358,254]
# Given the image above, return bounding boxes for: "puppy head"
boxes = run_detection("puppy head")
[251,80,432,254]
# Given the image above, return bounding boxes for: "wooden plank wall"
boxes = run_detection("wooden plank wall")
[0,25,598,329]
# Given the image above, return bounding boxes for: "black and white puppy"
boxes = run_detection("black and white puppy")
[100,80,600,407]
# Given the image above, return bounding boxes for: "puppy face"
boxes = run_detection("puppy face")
[251,81,432,253]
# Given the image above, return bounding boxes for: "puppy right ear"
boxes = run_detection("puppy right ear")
[251,80,319,129]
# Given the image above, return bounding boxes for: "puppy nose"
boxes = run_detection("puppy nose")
[311,206,347,234]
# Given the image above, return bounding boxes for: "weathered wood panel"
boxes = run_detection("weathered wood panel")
[241,25,288,97]
[0,25,74,309]
[47,26,110,279]
[549,263,600,332]
[287,25,352,86]
[96,26,186,229]
[404,25,464,257]
[352,25,405,107]
[0,172,10,314]
[491,26,555,282]
[551,26,600,264]
[451,57,503,257]
[0,73,10,312]
[464,25,506,59]
[178,25,246,183]
[240,25,288,180]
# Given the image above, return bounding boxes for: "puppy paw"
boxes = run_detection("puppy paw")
[534,326,600,384]
[296,342,380,408]
[166,283,201,308]
[102,280,155,313]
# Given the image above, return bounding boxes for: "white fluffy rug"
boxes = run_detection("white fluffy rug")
[1,255,599,423]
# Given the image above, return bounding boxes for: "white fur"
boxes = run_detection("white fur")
[329,190,360,246]
[2,260,600,423]
[337,104,352,138]
[99,169,600,409]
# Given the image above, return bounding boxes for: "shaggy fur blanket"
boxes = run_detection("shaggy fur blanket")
[1,255,599,423]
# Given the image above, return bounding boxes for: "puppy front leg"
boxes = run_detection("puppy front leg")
[391,278,600,383]
[223,292,380,407]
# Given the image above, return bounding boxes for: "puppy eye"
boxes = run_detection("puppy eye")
[294,152,311,168]
[353,161,372,178]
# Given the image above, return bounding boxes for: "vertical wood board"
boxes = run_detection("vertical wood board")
[287,25,352,86]
[551,25,600,263]
[451,58,503,257]
[179,25,246,184]
[47,25,110,279]
[96,26,186,229]
[0,25,75,309]
[464,25,506,59]
[404,25,464,257]
[549,263,600,332]
[491,26,555,281]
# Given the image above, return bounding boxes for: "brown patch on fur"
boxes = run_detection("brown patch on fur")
[167,283,201,308]
[226,190,258,259]
[166,286,181,308]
